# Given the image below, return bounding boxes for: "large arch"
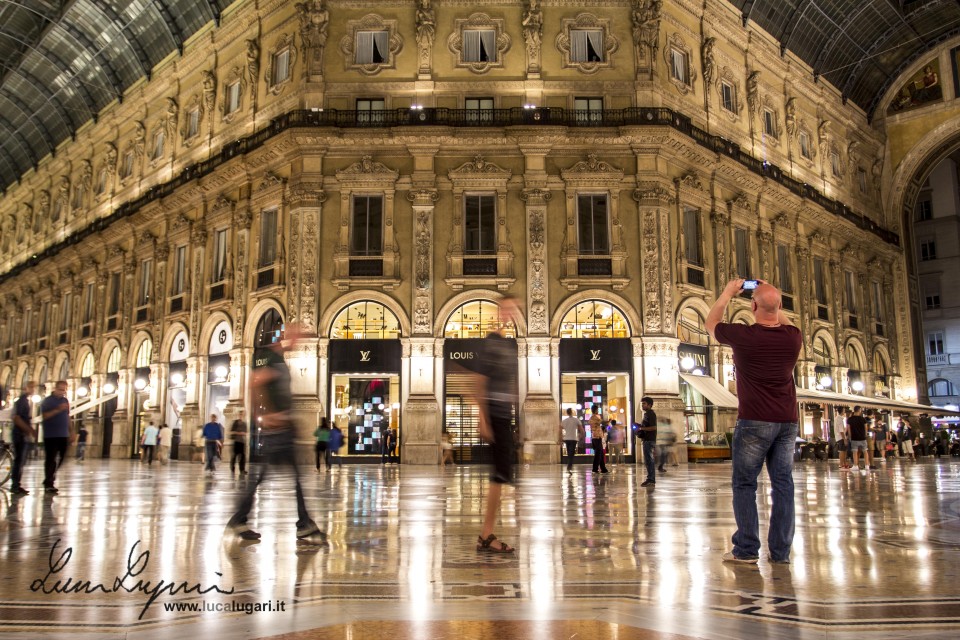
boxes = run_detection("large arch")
[435,290,528,338]
[872,343,893,375]
[75,345,95,377]
[810,329,838,364]
[159,321,190,363]
[244,299,285,348]
[198,311,233,356]
[32,356,48,384]
[99,338,123,373]
[319,290,410,339]
[51,350,69,382]
[550,289,641,338]
[128,331,154,369]
[843,337,867,371]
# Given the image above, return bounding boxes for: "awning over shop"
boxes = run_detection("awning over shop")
[794,387,959,417]
[679,373,740,409]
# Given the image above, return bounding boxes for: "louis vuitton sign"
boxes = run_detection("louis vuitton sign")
[559,338,632,372]
[329,339,402,373]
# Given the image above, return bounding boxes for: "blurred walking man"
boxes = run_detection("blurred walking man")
[707,279,802,565]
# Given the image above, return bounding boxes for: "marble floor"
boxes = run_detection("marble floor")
[0,454,958,639]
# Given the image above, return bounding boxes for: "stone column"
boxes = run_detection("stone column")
[180,356,201,460]
[109,367,134,459]
[403,186,441,464]
[520,187,557,463]
[637,337,687,462]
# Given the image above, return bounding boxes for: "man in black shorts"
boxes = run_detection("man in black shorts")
[226,325,325,545]
[458,296,520,554]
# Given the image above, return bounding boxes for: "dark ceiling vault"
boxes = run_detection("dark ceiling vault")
[1,1,960,194]
[0,0,231,193]
[736,0,960,114]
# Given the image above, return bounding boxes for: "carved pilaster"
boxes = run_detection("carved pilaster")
[415,0,436,77]
[296,0,329,80]
[521,188,551,335]
[407,189,438,335]
[634,184,675,333]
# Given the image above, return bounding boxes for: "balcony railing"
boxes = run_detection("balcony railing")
[0,106,900,285]
[926,353,950,366]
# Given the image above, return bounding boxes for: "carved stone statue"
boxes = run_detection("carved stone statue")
[746,70,760,114]
[785,97,797,137]
[245,39,260,103]
[701,37,715,87]
[636,0,662,54]
[416,0,436,49]
[105,143,117,171]
[521,0,543,55]
[133,121,146,158]
[201,71,216,113]
[296,1,329,49]
[818,119,830,148]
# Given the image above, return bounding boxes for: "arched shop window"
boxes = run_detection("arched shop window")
[444,300,515,338]
[845,344,863,371]
[106,347,121,374]
[845,343,864,393]
[79,353,94,377]
[813,336,834,390]
[559,300,629,338]
[677,308,710,347]
[330,301,400,339]
[57,357,70,382]
[873,351,889,397]
[254,309,284,348]
[136,340,153,368]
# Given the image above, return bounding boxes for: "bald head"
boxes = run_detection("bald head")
[752,284,781,313]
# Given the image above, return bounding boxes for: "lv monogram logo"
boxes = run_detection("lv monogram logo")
[360,350,371,362]
[590,349,601,361]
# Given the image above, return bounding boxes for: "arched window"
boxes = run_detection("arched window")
[873,351,887,376]
[813,336,833,367]
[106,347,122,373]
[57,357,70,382]
[559,300,629,338]
[929,378,956,397]
[677,308,710,346]
[444,300,515,338]
[254,309,284,348]
[136,340,153,368]
[331,301,400,339]
[79,353,94,377]
[845,344,863,371]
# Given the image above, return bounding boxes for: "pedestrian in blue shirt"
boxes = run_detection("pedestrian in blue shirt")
[10,381,36,495]
[202,414,223,476]
[40,380,72,494]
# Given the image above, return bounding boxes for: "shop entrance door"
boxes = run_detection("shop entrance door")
[444,373,486,464]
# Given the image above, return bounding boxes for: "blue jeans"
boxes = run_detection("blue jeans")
[642,440,656,482]
[205,441,219,471]
[731,420,797,561]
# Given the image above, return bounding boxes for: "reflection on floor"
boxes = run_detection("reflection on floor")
[1,455,959,639]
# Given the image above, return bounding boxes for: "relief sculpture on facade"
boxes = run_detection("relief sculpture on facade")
[642,210,662,332]
[521,0,543,74]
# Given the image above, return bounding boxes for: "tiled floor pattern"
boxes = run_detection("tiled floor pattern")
[0,456,958,639]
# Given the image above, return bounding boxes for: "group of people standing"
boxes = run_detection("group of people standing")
[9,379,74,496]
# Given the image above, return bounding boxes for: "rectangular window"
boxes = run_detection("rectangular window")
[844,270,857,314]
[60,292,72,331]
[356,98,386,125]
[574,97,603,123]
[570,29,603,63]
[271,48,291,84]
[734,227,750,279]
[20,311,31,344]
[465,97,494,124]
[464,194,496,255]
[920,239,937,261]
[83,283,95,324]
[72,184,84,209]
[577,194,609,255]
[873,281,884,322]
[355,31,389,65]
[670,48,688,84]
[928,331,945,355]
[831,151,842,177]
[857,168,867,194]
[916,199,933,221]
[226,82,241,114]
[683,207,702,266]
[107,272,121,317]
[462,29,497,63]
[813,258,828,305]
[763,109,777,138]
[777,244,793,294]
[212,228,228,283]
[152,131,165,159]
[259,209,278,267]
[721,81,737,113]
[96,168,108,195]
[351,196,384,256]
[799,131,811,159]
[186,109,200,139]
[39,301,50,337]
[121,151,134,178]
[138,259,152,307]
[926,292,941,310]
[172,245,187,295]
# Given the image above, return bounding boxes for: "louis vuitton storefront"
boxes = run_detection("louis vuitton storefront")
[328,301,402,461]
[557,300,635,462]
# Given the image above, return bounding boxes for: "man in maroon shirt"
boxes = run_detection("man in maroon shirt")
[707,279,802,565]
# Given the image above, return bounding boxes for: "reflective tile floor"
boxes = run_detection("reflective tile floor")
[1,456,959,639]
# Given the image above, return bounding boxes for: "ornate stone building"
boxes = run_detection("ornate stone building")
[0,0,922,463]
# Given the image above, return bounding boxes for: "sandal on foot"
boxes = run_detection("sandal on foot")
[476,534,514,553]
